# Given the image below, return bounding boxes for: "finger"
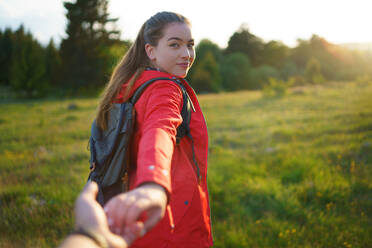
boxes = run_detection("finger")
[104,198,116,230]
[106,198,126,234]
[105,232,129,248]
[142,207,163,232]
[124,199,149,224]
[74,182,101,229]
[81,181,99,200]
[105,194,136,234]
[124,198,164,233]
[122,221,145,245]
[75,182,98,211]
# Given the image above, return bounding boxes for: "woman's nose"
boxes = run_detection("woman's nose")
[181,46,191,59]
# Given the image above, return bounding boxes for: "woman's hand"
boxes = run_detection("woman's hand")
[104,183,168,239]
[74,182,144,248]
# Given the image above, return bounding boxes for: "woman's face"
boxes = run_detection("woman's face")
[146,22,195,78]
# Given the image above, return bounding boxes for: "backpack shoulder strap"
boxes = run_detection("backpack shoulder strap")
[130,77,178,104]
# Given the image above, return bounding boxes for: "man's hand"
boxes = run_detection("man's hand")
[75,182,144,248]
[104,183,167,239]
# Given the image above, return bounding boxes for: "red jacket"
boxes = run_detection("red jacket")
[116,69,213,247]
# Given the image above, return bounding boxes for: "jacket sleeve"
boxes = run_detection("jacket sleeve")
[134,81,183,195]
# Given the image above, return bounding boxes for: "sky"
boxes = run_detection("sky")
[1,0,372,48]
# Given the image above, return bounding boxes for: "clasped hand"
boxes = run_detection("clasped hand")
[104,182,168,239]
[74,182,167,248]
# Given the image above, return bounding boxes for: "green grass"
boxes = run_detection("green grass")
[1,81,371,247]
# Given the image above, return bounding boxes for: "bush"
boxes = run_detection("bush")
[289,75,306,86]
[304,57,325,84]
[191,51,222,93]
[250,65,281,89]
[279,61,300,80]
[355,74,372,86]
[0,86,16,101]
[220,52,251,91]
[262,77,294,98]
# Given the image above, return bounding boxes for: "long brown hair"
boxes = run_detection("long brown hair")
[96,11,191,130]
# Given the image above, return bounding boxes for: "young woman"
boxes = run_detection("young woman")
[100,12,213,247]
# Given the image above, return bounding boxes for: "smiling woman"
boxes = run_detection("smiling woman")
[94,11,213,248]
[145,22,195,78]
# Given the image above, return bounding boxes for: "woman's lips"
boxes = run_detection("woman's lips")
[177,63,189,69]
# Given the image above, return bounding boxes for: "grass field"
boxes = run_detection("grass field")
[1,80,371,247]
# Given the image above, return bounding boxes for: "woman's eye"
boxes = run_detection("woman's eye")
[170,43,179,48]
[188,43,195,48]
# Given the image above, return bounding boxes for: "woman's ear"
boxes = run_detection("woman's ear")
[145,43,156,61]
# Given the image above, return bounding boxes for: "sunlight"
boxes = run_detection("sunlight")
[108,0,372,48]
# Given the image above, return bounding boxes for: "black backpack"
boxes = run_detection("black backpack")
[88,77,201,206]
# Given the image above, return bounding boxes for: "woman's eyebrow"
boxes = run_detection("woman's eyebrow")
[167,37,194,43]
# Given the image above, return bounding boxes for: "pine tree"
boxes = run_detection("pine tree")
[44,38,62,87]
[0,28,14,86]
[225,25,264,66]
[10,25,47,97]
[60,0,120,91]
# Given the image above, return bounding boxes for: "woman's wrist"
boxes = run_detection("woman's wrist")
[139,182,166,192]
[137,182,170,204]
[138,182,169,202]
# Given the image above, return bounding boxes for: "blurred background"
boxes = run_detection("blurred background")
[0,0,371,247]
[1,0,371,97]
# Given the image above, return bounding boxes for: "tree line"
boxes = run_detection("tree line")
[188,26,372,93]
[1,0,372,98]
[0,0,128,98]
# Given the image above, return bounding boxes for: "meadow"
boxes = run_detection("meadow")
[0,80,371,247]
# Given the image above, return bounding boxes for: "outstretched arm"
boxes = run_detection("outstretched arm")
[104,81,183,239]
